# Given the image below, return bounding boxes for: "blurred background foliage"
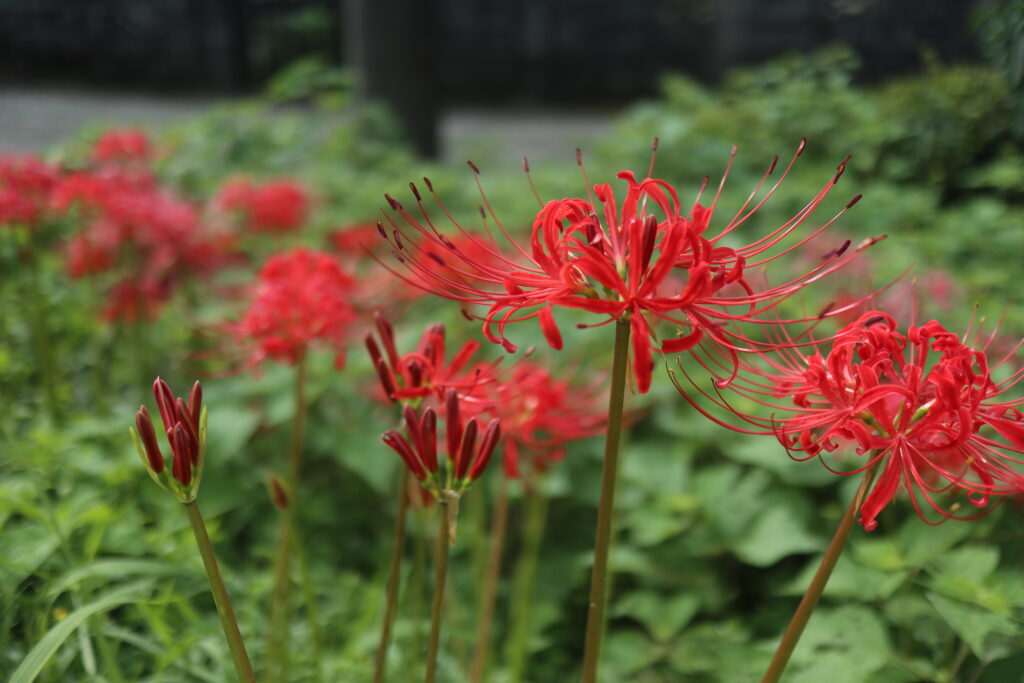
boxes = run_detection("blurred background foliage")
[3,5,1024,681]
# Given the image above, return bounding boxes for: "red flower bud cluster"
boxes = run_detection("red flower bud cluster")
[380,142,880,393]
[237,248,356,367]
[216,178,310,233]
[132,378,207,501]
[382,389,501,498]
[675,311,1024,529]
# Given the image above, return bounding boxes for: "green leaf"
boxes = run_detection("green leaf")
[898,514,973,567]
[10,580,154,683]
[615,590,700,642]
[926,592,1019,661]
[787,605,890,682]
[732,505,825,567]
[47,558,192,597]
[780,552,908,601]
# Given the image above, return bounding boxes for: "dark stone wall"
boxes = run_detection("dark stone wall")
[0,0,980,98]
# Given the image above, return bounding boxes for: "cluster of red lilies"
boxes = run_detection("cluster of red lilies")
[8,124,1022,680]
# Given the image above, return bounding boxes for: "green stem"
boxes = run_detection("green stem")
[424,495,455,683]
[185,501,257,683]
[409,506,429,666]
[580,318,631,683]
[761,457,882,683]
[469,477,510,683]
[374,467,411,683]
[24,236,60,421]
[294,529,323,683]
[505,485,550,682]
[265,356,308,682]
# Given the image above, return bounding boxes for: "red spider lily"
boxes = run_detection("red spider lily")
[216,178,310,233]
[131,378,207,501]
[0,155,59,225]
[485,361,607,478]
[379,142,880,393]
[382,389,501,499]
[365,312,498,406]
[55,165,231,321]
[238,248,356,367]
[92,129,152,163]
[672,310,1024,529]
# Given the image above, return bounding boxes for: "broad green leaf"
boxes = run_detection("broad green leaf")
[926,591,1019,661]
[780,551,908,601]
[615,590,700,642]
[10,580,154,683]
[787,605,890,681]
[603,629,663,678]
[732,505,824,567]
[898,516,973,567]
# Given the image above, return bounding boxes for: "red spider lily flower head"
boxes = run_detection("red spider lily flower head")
[92,128,152,163]
[380,141,881,394]
[0,155,59,225]
[130,378,208,502]
[54,165,232,322]
[216,178,310,233]
[672,310,1024,530]
[365,313,491,404]
[482,361,607,478]
[381,389,501,501]
[238,248,356,368]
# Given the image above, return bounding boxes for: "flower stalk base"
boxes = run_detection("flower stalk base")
[761,457,883,683]
[580,318,631,683]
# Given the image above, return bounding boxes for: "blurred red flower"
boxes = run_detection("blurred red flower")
[216,178,309,233]
[238,248,356,367]
[0,155,59,225]
[485,361,607,478]
[55,163,231,321]
[92,129,152,164]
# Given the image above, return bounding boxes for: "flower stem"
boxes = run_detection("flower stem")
[409,507,429,665]
[425,494,455,683]
[469,477,510,683]
[265,356,308,682]
[184,501,257,683]
[374,467,411,683]
[505,484,550,682]
[580,318,631,683]
[23,236,60,422]
[294,529,323,683]
[761,458,882,683]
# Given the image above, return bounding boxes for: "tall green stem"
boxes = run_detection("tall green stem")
[469,477,510,683]
[374,467,411,683]
[580,319,631,683]
[424,495,455,683]
[409,506,429,665]
[505,486,550,682]
[185,501,257,683]
[265,356,308,682]
[294,529,323,683]
[761,458,883,683]
[23,235,60,421]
